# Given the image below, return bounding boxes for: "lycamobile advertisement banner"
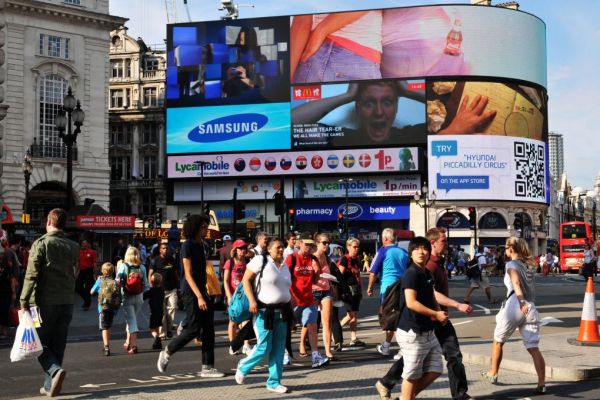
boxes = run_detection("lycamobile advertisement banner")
[168,147,419,178]
[173,175,421,202]
[428,135,548,203]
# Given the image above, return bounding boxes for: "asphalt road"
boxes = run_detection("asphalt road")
[0,273,595,399]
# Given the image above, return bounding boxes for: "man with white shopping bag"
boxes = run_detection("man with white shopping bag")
[20,209,79,397]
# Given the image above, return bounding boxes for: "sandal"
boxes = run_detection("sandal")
[128,345,138,354]
[535,385,546,394]
[123,342,130,352]
[480,370,498,384]
[298,351,309,358]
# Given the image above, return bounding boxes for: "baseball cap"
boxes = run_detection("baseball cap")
[301,238,315,245]
[223,235,232,241]
[231,239,247,250]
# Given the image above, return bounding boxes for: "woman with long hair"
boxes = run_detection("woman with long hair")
[224,239,251,355]
[311,233,335,359]
[338,237,365,347]
[481,237,546,394]
[235,239,293,394]
[117,246,150,354]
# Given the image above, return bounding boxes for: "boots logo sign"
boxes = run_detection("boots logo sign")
[187,114,268,143]
[337,204,363,220]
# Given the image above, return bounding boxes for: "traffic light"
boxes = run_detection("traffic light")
[203,203,210,216]
[337,212,344,233]
[468,207,476,229]
[274,192,285,216]
[235,203,245,220]
[514,213,523,236]
[288,208,296,231]
[155,207,163,227]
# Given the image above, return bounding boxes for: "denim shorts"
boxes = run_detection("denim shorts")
[294,304,318,326]
[294,40,381,83]
[313,289,333,303]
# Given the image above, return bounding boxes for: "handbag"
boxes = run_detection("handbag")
[10,309,43,362]
[205,261,222,296]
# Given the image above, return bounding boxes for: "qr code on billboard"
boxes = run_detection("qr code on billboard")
[514,141,545,199]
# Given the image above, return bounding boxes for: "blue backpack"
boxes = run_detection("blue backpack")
[228,254,268,323]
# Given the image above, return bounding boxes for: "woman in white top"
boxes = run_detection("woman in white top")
[235,239,293,394]
[482,237,546,394]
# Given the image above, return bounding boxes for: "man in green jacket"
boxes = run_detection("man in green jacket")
[20,208,79,397]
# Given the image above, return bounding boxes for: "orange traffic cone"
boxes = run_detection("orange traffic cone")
[576,277,600,343]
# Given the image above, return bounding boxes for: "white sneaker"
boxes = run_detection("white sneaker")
[242,343,253,355]
[393,350,403,360]
[229,346,240,355]
[234,370,245,384]
[200,368,225,378]
[376,344,390,356]
[267,384,288,394]
[157,350,170,373]
[311,354,330,368]
[283,351,291,366]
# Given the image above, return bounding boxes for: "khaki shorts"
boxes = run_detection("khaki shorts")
[493,296,540,349]
[469,274,490,289]
[396,328,443,380]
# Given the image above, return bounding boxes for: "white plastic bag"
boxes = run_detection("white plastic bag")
[10,309,43,362]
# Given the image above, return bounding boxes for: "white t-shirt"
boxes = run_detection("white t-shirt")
[247,255,291,305]
[312,11,383,53]
[283,246,295,260]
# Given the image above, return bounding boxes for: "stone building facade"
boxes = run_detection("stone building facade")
[108,26,166,218]
[0,0,125,225]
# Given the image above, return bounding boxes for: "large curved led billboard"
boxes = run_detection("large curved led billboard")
[166,4,548,203]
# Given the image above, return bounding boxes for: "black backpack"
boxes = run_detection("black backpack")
[378,279,404,331]
[466,254,482,280]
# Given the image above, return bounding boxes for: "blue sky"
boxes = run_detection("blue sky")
[110,0,600,190]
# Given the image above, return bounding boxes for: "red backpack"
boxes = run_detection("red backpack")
[122,264,144,295]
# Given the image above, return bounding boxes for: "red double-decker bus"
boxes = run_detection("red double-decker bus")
[559,221,593,272]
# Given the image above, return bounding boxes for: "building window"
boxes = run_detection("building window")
[39,34,71,59]
[39,74,68,158]
[111,60,124,78]
[110,89,124,108]
[141,122,157,144]
[110,156,131,180]
[142,155,157,179]
[141,191,156,217]
[125,59,132,78]
[143,87,157,107]
[145,59,159,71]
[110,124,132,146]
[64,0,81,4]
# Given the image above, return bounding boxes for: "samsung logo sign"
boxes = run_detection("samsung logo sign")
[338,203,363,219]
[188,113,268,143]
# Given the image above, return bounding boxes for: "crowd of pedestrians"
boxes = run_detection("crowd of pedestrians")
[5,208,550,399]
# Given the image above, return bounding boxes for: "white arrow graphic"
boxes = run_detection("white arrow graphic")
[540,316,563,326]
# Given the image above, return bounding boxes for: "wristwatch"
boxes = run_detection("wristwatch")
[519,299,527,305]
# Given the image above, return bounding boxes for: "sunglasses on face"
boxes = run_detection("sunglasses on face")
[320,241,330,245]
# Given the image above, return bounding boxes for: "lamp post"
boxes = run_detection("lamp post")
[414,182,436,234]
[55,87,84,210]
[264,189,268,232]
[22,149,33,217]
[199,161,206,214]
[338,178,353,238]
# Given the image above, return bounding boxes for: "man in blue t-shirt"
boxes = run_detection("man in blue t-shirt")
[367,228,408,356]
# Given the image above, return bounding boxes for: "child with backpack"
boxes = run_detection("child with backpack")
[144,272,165,350]
[117,247,150,355]
[90,262,121,356]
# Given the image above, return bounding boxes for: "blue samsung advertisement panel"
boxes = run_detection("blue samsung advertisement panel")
[167,103,291,154]
[295,201,409,222]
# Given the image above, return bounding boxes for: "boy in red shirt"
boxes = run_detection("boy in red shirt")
[285,235,329,369]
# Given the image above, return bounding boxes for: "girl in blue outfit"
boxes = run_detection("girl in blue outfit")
[117,247,150,354]
[235,239,293,394]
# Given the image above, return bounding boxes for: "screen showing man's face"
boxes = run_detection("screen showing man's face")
[356,84,398,142]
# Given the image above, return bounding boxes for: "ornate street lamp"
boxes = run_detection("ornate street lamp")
[55,87,85,210]
[22,149,33,216]
[414,182,436,234]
